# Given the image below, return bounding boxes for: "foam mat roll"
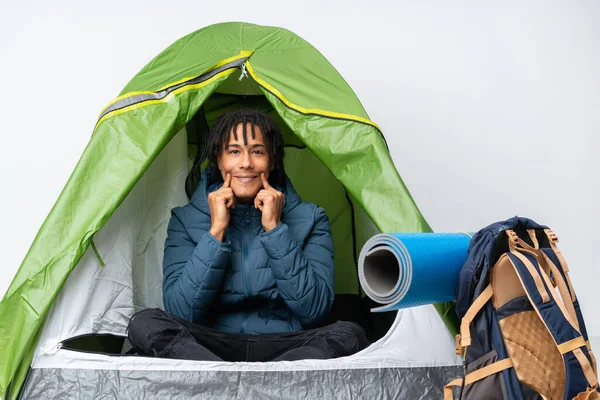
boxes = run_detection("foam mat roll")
[358,233,472,312]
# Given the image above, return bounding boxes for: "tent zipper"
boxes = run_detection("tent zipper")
[239,62,249,81]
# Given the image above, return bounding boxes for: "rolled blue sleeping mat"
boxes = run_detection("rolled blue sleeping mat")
[358,233,472,312]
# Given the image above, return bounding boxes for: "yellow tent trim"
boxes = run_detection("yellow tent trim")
[244,61,381,131]
[95,68,237,128]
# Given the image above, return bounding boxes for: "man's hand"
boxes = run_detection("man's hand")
[255,173,284,231]
[208,173,235,241]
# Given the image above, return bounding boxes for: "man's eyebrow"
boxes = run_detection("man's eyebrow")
[225,143,266,149]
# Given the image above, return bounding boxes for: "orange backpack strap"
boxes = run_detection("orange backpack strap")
[459,284,493,348]
[542,230,598,378]
[544,229,576,301]
[573,387,600,400]
[444,359,513,400]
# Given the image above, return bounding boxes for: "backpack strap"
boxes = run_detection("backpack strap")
[505,230,551,303]
[536,230,597,371]
[444,358,513,400]
[573,387,600,400]
[544,229,576,301]
[509,239,581,331]
[458,284,493,349]
[539,246,581,331]
[542,230,599,378]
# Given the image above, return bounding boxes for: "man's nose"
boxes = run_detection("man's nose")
[239,152,253,168]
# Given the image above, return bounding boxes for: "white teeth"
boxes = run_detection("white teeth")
[238,177,254,183]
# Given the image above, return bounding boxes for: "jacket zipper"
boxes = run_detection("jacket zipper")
[240,208,253,333]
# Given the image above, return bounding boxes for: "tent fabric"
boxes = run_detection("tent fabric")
[32,299,459,370]
[28,128,459,363]
[0,22,458,398]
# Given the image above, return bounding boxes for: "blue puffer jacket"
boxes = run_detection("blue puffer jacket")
[162,170,335,334]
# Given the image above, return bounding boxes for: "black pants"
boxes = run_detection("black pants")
[128,309,370,362]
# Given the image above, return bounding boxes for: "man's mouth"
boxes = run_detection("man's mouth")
[235,175,257,183]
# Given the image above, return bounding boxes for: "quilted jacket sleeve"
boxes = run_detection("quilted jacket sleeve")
[162,208,231,323]
[259,206,335,326]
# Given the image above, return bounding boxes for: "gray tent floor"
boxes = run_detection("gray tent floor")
[21,365,462,399]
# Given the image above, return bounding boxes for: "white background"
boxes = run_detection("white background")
[1,1,598,339]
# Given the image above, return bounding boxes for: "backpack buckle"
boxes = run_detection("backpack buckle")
[546,230,559,243]
[506,230,519,245]
[455,334,464,356]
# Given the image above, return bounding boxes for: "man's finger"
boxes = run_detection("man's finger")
[223,173,232,188]
[254,194,265,210]
[216,189,232,201]
[218,188,233,198]
[254,196,263,211]
[255,191,273,203]
[261,173,272,190]
[254,192,265,203]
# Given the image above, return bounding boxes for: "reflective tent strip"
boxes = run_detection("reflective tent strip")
[96,52,252,127]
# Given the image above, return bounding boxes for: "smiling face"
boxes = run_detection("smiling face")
[217,123,271,203]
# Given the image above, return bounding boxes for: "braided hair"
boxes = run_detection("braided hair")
[206,108,286,188]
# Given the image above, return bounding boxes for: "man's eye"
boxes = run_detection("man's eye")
[229,150,240,154]
[252,150,264,155]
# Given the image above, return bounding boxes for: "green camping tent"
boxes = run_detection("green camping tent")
[0,22,458,399]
